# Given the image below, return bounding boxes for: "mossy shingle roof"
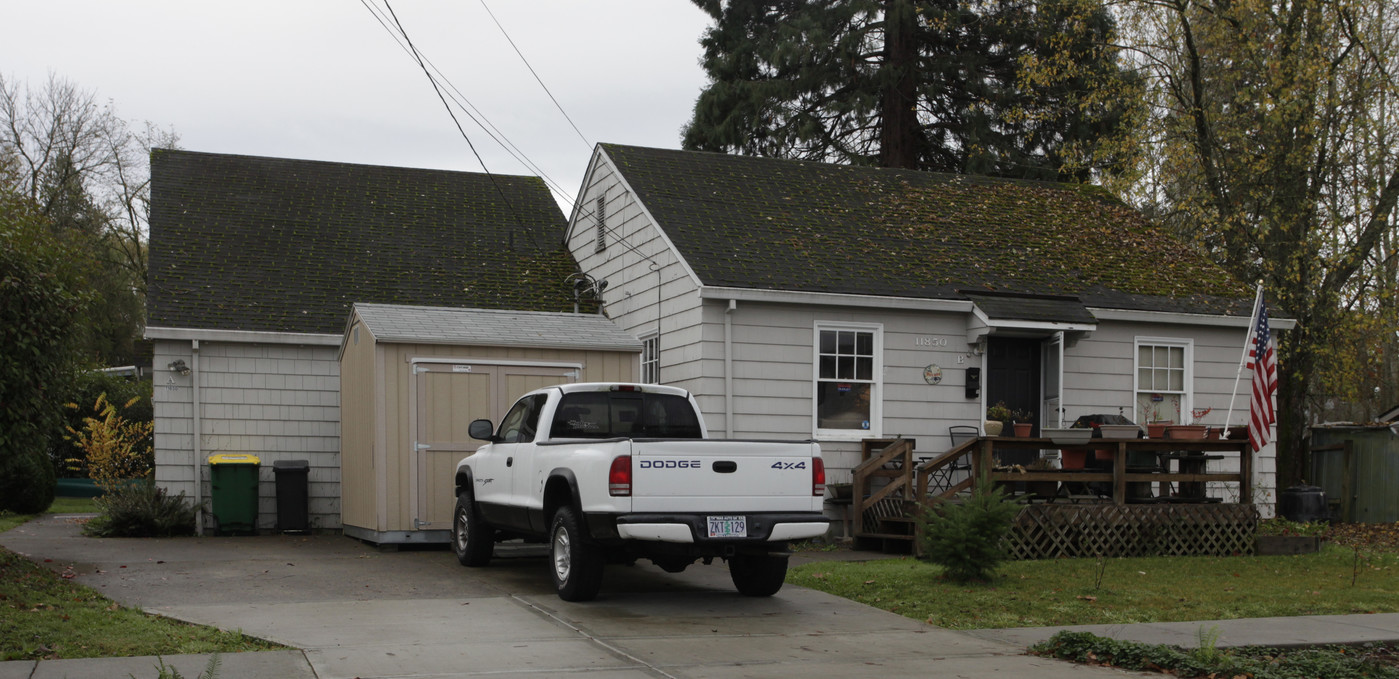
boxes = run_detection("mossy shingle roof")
[148,150,582,334]
[602,144,1252,315]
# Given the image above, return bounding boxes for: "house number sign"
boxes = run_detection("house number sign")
[915,336,948,347]
[923,364,943,385]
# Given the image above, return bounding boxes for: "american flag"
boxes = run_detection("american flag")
[1247,294,1278,452]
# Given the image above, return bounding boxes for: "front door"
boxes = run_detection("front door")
[987,337,1041,465]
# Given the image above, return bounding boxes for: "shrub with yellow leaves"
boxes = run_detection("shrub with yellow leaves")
[65,393,154,491]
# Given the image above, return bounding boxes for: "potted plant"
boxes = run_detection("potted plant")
[1011,409,1033,437]
[985,402,1013,436]
[1166,407,1211,440]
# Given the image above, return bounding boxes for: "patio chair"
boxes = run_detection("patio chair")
[923,426,978,495]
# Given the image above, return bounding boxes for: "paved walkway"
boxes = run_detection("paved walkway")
[3,514,1397,679]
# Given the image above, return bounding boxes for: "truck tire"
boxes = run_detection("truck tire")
[452,490,493,567]
[729,553,788,597]
[550,505,604,601]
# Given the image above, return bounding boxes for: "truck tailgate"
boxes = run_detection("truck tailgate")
[629,439,822,513]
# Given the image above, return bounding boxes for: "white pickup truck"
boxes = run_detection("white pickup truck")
[452,382,830,601]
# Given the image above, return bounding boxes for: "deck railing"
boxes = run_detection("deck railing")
[852,434,1254,545]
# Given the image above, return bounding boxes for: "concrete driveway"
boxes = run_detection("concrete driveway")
[2,515,1142,679]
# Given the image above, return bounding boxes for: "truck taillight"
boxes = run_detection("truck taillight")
[812,457,826,496]
[609,455,632,496]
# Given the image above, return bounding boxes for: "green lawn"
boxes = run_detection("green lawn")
[0,497,282,661]
[790,545,1399,629]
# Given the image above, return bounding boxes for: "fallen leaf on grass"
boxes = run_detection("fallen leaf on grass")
[1077,595,1098,602]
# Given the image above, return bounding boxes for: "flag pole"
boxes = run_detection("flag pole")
[1221,282,1264,439]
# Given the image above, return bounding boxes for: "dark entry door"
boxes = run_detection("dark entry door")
[987,337,1041,464]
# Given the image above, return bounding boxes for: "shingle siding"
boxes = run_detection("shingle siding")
[154,340,342,530]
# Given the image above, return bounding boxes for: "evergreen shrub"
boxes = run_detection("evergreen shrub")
[919,478,1021,582]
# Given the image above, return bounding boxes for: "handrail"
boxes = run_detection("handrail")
[851,438,914,538]
[913,438,978,502]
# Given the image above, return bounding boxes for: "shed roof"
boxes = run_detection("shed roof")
[352,303,641,352]
[600,144,1253,316]
[148,149,581,335]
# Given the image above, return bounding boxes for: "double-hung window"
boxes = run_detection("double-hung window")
[1134,338,1192,425]
[813,323,882,439]
[640,334,659,384]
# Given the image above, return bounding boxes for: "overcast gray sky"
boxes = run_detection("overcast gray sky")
[3,1,713,211]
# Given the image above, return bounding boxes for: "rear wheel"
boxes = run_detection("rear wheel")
[729,553,788,597]
[550,505,604,601]
[452,490,493,566]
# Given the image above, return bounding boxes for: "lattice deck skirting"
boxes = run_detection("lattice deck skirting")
[1003,503,1259,560]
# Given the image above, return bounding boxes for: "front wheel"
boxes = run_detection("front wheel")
[452,490,493,567]
[729,553,788,597]
[550,506,604,601]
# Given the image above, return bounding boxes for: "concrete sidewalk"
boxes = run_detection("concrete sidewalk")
[4,514,1398,679]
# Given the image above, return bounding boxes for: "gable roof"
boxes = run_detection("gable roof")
[350,303,641,352]
[598,144,1253,316]
[148,150,581,335]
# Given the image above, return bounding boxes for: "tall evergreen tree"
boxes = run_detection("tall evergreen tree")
[683,0,1143,182]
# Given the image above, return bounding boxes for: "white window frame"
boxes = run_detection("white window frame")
[812,321,883,440]
[1133,336,1193,425]
[640,333,659,384]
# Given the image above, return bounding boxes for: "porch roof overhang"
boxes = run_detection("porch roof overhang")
[962,291,1098,344]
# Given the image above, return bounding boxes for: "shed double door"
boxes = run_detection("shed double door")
[412,362,578,532]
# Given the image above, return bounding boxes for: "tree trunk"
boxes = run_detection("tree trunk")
[879,0,919,169]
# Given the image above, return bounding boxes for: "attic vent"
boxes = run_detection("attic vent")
[595,194,607,253]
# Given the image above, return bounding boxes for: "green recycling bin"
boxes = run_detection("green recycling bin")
[208,454,260,534]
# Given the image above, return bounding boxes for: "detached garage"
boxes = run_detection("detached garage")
[339,303,641,544]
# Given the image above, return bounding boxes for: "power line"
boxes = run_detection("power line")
[380,0,541,249]
[359,0,581,208]
[476,0,592,151]
[362,2,661,266]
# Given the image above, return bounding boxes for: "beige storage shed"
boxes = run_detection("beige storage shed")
[339,303,641,544]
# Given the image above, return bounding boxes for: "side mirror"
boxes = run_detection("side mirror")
[468,419,496,441]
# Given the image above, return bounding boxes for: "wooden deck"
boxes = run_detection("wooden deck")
[849,434,1258,557]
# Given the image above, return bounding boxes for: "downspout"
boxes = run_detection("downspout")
[191,340,203,536]
[724,299,736,438]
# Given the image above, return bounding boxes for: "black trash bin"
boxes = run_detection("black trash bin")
[272,459,310,533]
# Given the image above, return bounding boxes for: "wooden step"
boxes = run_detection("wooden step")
[859,532,915,541]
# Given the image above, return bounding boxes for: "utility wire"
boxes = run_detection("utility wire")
[360,0,580,207]
[477,0,592,151]
[380,0,541,249]
[365,1,658,266]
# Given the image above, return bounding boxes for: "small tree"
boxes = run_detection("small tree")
[66,393,153,491]
[920,478,1022,582]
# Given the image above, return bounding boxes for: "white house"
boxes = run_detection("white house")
[146,150,590,531]
[566,144,1291,511]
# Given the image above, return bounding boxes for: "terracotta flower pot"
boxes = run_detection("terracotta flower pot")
[1166,425,1208,440]
[1147,421,1171,438]
[1013,422,1033,437]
